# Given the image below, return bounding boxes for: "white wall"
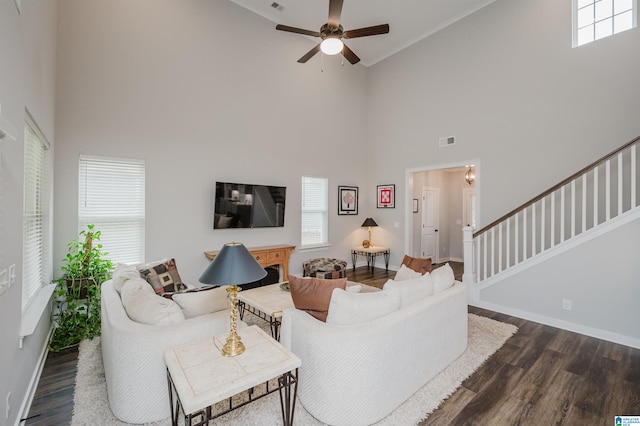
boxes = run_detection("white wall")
[54,0,370,285]
[0,1,57,425]
[367,0,640,343]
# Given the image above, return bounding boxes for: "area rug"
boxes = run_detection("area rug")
[71,314,517,426]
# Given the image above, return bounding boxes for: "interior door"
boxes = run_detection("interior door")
[463,188,476,228]
[421,187,439,262]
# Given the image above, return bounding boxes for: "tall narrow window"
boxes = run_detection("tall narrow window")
[79,155,145,264]
[23,119,51,311]
[301,176,329,248]
[574,0,637,47]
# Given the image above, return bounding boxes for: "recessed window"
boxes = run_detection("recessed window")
[301,176,328,248]
[79,155,145,264]
[574,0,637,47]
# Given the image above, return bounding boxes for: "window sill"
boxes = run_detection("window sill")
[20,283,56,349]
[300,244,331,251]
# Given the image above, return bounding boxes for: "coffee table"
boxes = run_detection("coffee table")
[164,325,301,426]
[238,283,293,340]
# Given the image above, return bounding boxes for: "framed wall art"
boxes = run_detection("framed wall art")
[377,184,395,208]
[338,186,358,215]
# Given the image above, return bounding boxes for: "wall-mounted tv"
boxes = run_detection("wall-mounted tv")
[213,181,286,229]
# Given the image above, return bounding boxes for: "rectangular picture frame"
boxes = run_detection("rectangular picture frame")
[338,186,359,215]
[377,184,395,208]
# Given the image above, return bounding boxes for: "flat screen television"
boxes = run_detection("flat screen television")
[213,181,286,229]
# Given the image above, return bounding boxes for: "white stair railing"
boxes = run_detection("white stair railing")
[463,136,640,287]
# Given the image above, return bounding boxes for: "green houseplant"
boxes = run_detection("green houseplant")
[49,224,114,351]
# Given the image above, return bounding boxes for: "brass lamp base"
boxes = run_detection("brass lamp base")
[221,285,245,357]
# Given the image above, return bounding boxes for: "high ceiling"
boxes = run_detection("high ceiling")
[229,0,497,66]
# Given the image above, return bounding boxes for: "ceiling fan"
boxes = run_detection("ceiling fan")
[275,0,389,65]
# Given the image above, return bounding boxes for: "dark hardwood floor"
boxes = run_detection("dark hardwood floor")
[25,264,640,425]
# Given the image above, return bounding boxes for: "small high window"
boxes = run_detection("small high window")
[574,0,637,47]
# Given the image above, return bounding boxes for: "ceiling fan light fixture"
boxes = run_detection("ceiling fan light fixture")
[320,38,343,55]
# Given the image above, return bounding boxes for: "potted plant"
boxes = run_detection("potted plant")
[49,224,114,351]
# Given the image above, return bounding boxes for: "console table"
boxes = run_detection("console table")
[351,246,390,272]
[205,244,295,281]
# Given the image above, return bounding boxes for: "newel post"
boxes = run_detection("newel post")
[462,226,476,291]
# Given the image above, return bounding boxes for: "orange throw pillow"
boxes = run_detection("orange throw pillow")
[288,275,347,322]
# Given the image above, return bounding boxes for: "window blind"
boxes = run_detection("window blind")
[23,120,50,311]
[301,176,328,248]
[79,155,145,265]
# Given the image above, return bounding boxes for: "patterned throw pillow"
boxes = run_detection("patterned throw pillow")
[138,258,187,295]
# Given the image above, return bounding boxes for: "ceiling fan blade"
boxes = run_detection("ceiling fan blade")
[276,24,321,37]
[341,43,360,64]
[298,43,322,63]
[343,24,390,39]
[328,0,344,30]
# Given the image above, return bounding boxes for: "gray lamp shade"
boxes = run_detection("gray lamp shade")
[199,242,267,286]
[361,217,378,228]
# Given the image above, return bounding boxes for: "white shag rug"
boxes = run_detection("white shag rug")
[71,314,517,426]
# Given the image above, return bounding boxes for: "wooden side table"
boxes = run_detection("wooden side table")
[205,244,295,281]
[164,325,301,426]
[351,246,390,272]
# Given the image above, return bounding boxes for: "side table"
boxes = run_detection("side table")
[164,325,301,426]
[351,246,390,272]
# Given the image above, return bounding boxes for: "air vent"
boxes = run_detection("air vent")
[439,136,456,147]
[271,2,284,11]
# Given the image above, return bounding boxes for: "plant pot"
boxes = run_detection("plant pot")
[65,277,97,299]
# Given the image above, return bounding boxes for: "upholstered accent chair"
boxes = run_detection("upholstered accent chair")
[302,258,348,279]
[401,255,432,274]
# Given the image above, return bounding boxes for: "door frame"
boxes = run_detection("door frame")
[405,159,481,259]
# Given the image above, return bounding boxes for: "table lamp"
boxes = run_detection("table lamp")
[361,217,378,247]
[199,242,267,356]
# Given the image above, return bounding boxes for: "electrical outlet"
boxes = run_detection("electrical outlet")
[562,299,572,311]
[6,392,10,419]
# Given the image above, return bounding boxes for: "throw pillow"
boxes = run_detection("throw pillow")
[326,286,401,325]
[120,278,185,325]
[138,258,187,295]
[170,285,230,319]
[394,263,423,281]
[288,275,347,322]
[112,263,141,293]
[431,263,455,293]
[383,274,434,308]
[345,284,362,293]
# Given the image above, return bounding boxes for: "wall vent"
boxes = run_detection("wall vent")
[271,2,284,11]
[439,136,456,147]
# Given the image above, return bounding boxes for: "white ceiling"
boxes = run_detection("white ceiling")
[229,0,497,66]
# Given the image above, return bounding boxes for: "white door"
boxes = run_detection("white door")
[463,188,476,228]
[421,187,439,261]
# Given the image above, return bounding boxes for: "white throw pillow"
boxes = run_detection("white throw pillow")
[326,287,401,325]
[394,263,423,281]
[172,285,229,319]
[382,273,434,308]
[120,278,185,325]
[431,263,455,293]
[112,264,141,293]
[345,284,362,293]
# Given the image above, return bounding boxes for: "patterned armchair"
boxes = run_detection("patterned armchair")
[302,258,348,279]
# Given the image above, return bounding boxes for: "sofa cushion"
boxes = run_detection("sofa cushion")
[326,286,401,325]
[170,285,229,319]
[394,263,423,281]
[120,278,185,325]
[432,263,455,293]
[288,275,347,322]
[383,274,434,308]
[138,258,187,295]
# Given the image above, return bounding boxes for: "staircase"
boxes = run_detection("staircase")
[461,136,640,347]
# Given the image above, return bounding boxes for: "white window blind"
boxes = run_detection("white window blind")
[79,155,145,265]
[301,176,328,248]
[23,119,50,311]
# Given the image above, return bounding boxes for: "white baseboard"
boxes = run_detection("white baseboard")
[470,299,640,350]
[16,326,53,426]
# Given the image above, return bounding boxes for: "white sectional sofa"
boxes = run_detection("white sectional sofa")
[280,278,468,426]
[101,276,241,424]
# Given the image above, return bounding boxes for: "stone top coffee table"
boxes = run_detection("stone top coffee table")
[164,325,300,426]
